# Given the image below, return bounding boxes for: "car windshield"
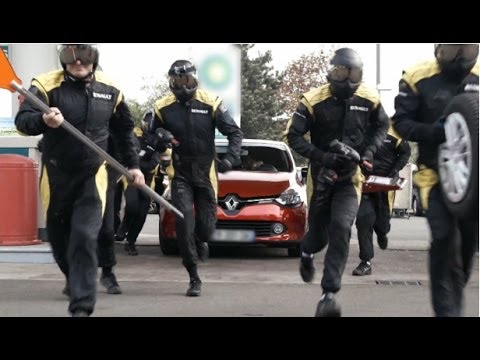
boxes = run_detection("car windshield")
[216,144,292,172]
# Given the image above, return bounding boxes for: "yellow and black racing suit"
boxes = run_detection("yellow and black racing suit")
[286,83,389,294]
[392,60,479,316]
[355,127,410,262]
[152,89,242,279]
[15,70,138,316]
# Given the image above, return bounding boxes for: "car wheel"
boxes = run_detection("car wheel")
[438,93,479,220]
[159,236,178,255]
[287,245,301,257]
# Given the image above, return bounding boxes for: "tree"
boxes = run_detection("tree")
[125,98,146,128]
[280,47,335,119]
[279,47,336,166]
[240,44,285,140]
[126,77,170,127]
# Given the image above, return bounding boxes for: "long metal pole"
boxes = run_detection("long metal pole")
[11,80,184,219]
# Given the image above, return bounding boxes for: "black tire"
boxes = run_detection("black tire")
[438,93,479,220]
[159,236,178,255]
[287,245,301,257]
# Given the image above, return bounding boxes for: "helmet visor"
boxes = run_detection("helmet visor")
[437,44,479,62]
[328,65,363,83]
[168,63,196,76]
[169,74,198,90]
[59,45,97,65]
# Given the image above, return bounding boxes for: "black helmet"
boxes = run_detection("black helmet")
[58,44,99,71]
[330,48,363,69]
[168,60,198,103]
[327,48,363,100]
[141,109,155,133]
[435,44,479,81]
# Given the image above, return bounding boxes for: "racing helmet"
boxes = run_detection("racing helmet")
[168,60,198,103]
[327,48,363,100]
[141,109,155,133]
[434,44,479,80]
[58,44,100,71]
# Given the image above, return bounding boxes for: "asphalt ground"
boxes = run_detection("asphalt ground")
[0,216,477,317]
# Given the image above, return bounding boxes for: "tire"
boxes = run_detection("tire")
[287,245,301,257]
[438,93,479,220]
[159,236,178,255]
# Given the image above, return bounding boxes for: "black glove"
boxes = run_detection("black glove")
[217,158,233,173]
[360,149,374,173]
[321,152,351,169]
[432,117,446,145]
[144,133,159,149]
[218,154,235,173]
[155,128,174,145]
[361,149,374,164]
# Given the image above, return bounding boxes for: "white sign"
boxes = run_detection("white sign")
[0,44,15,136]
[191,45,241,138]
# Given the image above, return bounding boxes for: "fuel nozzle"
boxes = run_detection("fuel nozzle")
[329,139,361,163]
[155,128,179,147]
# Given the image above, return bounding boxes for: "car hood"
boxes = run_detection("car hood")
[218,171,292,198]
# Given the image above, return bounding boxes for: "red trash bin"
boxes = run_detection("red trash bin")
[0,154,41,245]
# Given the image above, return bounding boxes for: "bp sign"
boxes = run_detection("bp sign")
[192,45,241,136]
[199,55,232,90]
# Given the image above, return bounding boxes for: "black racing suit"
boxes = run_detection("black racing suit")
[286,83,389,293]
[355,129,410,262]
[152,90,242,279]
[38,136,121,272]
[15,70,138,316]
[117,127,162,246]
[392,59,479,316]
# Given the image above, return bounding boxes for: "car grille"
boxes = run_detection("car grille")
[216,221,276,237]
[218,195,276,213]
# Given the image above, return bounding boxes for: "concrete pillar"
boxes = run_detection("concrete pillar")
[10,44,59,116]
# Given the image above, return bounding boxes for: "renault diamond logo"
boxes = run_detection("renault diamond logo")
[225,194,239,211]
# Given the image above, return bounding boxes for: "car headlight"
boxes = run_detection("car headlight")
[275,189,302,207]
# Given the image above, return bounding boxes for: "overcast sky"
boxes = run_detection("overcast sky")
[98,43,434,115]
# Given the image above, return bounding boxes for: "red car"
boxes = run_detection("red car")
[158,139,308,257]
